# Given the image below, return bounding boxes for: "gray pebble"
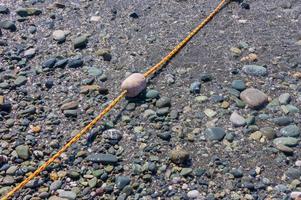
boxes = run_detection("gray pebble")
[242,65,267,76]
[280,125,300,137]
[205,127,226,141]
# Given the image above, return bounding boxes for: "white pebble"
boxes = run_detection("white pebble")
[291,192,301,199]
[295,160,301,167]
[187,190,200,199]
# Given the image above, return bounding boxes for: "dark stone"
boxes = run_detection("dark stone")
[157,132,171,141]
[0,20,16,31]
[231,168,243,178]
[272,117,293,126]
[55,58,69,68]
[86,153,118,165]
[42,58,56,68]
[241,3,250,9]
[129,12,139,18]
[116,176,131,189]
[190,81,201,94]
[68,57,83,68]
[205,127,226,141]
[45,80,54,89]
[0,6,9,14]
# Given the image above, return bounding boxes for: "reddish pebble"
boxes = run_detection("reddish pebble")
[121,73,146,97]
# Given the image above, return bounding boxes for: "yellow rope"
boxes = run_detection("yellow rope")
[1,1,228,199]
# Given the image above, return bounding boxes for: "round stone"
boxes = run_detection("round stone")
[15,145,30,160]
[240,88,268,109]
[187,190,200,199]
[169,148,190,165]
[52,30,66,42]
[231,80,246,91]
[121,73,146,97]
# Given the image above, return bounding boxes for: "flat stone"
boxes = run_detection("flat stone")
[90,16,101,22]
[55,59,69,68]
[204,109,217,118]
[0,20,16,31]
[86,153,118,165]
[240,88,268,109]
[60,101,78,110]
[242,65,267,76]
[49,196,65,200]
[87,67,103,77]
[116,176,131,190]
[273,137,299,147]
[230,111,246,127]
[58,190,76,200]
[272,116,293,126]
[280,125,300,137]
[16,7,42,17]
[42,58,57,68]
[276,144,294,154]
[205,127,226,141]
[24,48,36,58]
[63,110,77,117]
[15,145,30,160]
[180,168,193,176]
[80,85,107,94]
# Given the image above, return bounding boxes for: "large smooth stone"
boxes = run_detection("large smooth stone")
[121,73,146,97]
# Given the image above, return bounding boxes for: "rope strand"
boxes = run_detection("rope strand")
[1,1,228,199]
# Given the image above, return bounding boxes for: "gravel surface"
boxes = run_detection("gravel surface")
[1,0,301,199]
